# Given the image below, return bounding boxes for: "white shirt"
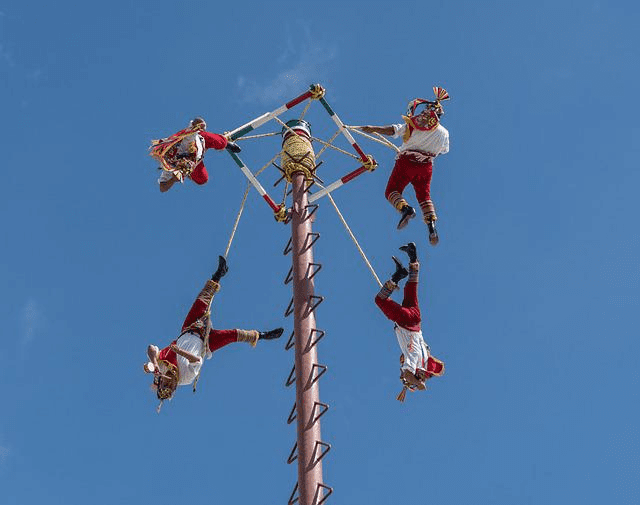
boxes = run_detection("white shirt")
[392,122,449,158]
[157,133,206,183]
[158,332,212,386]
[394,325,430,374]
[176,133,205,160]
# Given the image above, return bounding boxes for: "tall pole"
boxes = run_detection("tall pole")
[283,120,329,505]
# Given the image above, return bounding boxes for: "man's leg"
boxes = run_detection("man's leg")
[412,163,439,244]
[385,158,415,229]
[182,280,220,331]
[375,284,405,322]
[181,257,227,331]
[374,257,410,323]
[398,243,421,316]
[208,327,283,351]
[200,131,229,150]
[208,329,247,351]
[190,162,209,185]
[401,262,420,312]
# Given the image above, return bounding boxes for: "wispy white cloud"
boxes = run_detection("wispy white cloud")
[237,30,337,106]
[21,299,43,348]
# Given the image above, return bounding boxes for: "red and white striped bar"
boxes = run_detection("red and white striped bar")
[317,96,369,163]
[228,151,281,212]
[308,161,375,204]
[226,88,316,141]
[305,95,376,203]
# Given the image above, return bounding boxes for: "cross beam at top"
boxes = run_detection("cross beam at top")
[224,84,377,221]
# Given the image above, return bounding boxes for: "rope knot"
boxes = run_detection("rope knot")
[309,84,326,100]
[363,155,377,172]
[284,162,314,184]
[273,205,290,223]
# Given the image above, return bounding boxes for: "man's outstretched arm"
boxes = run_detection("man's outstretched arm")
[147,345,160,369]
[159,173,178,192]
[170,344,201,364]
[359,125,395,136]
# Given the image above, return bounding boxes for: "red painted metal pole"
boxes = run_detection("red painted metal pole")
[287,127,327,505]
[291,174,325,505]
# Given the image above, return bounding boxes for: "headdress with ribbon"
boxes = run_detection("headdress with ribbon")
[395,352,446,402]
[149,119,208,181]
[401,86,450,141]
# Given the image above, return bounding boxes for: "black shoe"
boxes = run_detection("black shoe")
[259,327,284,340]
[211,255,228,282]
[397,205,416,230]
[399,242,417,263]
[391,256,409,283]
[427,221,439,246]
[226,141,241,154]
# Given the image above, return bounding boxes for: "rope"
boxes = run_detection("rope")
[196,175,256,391]
[223,153,276,258]
[299,99,313,120]
[347,126,400,152]
[273,116,300,140]
[235,132,280,141]
[257,152,282,179]
[281,179,290,206]
[311,136,360,160]
[315,130,342,160]
[224,182,250,258]
[320,186,382,287]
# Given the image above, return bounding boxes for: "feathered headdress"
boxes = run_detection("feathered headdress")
[149,120,207,181]
[401,87,450,140]
[405,86,450,117]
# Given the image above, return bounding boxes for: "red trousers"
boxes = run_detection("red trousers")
[384,154,433,203]
[189,132,228,185]
[158,291,236,365]
[181,295,237,352]
[375,281,421,332]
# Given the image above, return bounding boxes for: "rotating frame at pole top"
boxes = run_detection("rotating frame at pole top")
[224,84,376,225]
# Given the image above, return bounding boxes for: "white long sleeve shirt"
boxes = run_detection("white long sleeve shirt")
[392,122,449,158]
[158,332,211,386]
[394,325,430,374]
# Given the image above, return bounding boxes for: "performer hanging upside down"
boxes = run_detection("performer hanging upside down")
[150,117,242,193]
[374,242,444,401]
[143,256,283,410]
[359,87,450,245]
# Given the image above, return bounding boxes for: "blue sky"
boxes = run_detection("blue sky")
[1,1,639,504]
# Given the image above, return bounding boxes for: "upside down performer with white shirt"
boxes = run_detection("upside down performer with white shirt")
[374,242,444,402]
[143,256,283,411]
[359,87,450,245]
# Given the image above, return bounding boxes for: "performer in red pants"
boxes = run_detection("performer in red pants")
[150,117,241,193]
[359,87,450,245]
[144,256,283,410]
[374,243,444,401]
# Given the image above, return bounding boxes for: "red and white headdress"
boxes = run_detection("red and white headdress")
[401,87,450,140]
[406,86,450,117]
